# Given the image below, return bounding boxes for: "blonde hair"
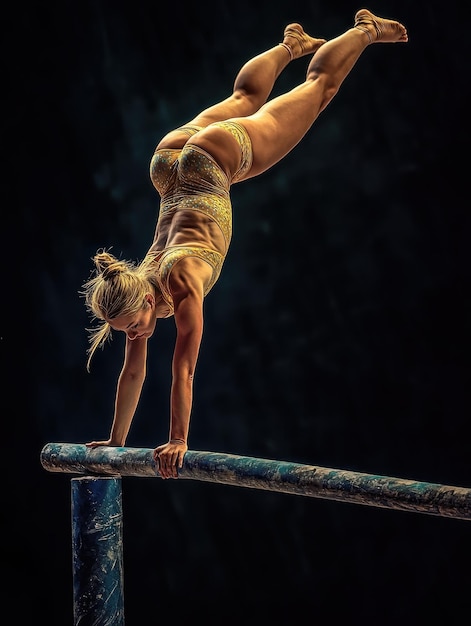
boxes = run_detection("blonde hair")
[81,249,159,371]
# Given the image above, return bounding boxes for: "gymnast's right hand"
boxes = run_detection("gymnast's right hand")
[86,438,119,448]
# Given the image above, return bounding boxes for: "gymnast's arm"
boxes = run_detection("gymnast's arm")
[154,258,209,478]
[86,336,148,448]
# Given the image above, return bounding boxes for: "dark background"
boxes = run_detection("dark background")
[6,0,470,624]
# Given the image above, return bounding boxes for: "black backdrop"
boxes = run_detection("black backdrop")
[6,1,471,624]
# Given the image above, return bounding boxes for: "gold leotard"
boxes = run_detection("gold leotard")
[148,121,253,315]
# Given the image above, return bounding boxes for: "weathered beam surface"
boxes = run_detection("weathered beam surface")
[41,443,471,521]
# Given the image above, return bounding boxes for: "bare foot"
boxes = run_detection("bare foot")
[282,23,326,59]
[354,8,408,44]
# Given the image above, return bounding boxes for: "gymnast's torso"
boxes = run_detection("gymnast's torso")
[147,123,252,315]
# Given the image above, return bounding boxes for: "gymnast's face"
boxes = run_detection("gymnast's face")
[108,294,157,340]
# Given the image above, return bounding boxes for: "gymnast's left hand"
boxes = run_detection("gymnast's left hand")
[153,439,188,479]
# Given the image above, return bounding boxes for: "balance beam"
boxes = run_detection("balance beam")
[41,443,470,521]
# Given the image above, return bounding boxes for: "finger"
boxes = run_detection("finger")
[154,455,167,477]
[168,453,177,476]
[168,460,177,478]
[168,456,176,475]
[159,456,170,479]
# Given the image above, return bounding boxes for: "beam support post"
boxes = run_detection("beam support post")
[71,476,125,626]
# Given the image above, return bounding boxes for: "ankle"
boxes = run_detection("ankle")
[278,42,294,60]
[354,24,373,44]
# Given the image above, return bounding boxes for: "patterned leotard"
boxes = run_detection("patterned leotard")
[148,121,253,316]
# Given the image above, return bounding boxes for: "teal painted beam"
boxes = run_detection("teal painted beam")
[41,443,471,521]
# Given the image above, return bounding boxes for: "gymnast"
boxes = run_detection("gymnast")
[82,9,408,478]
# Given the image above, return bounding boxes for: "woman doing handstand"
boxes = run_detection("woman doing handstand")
[82,9,408,478]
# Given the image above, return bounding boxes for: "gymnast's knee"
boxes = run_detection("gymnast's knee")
[307,73,339,111]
